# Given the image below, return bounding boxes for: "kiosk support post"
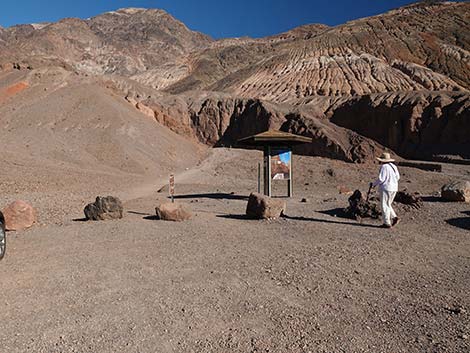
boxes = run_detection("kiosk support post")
[288,152,293,198]
[263,146,272,197]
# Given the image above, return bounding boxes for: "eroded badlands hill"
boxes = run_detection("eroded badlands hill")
[0,2,469,163]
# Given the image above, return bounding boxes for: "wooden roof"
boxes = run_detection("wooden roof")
[237,130,312,146]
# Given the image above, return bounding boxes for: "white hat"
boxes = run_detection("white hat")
[376,152,395,163]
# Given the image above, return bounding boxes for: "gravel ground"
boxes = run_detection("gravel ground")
[0,149,469,353]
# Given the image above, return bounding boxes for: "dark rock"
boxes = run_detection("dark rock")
[394,190,423,209]
[325,168,336,177]
[345,190,381,220]
[301,198,308,203]
[441,181,470,202]
[84,196,124,221]
[246,193,286,219]
[155,202,192,222]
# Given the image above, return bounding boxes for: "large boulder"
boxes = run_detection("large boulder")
[345,190,381,220]
[441,181,470,202]
[246,193,286,220]
[2,200,37,231]
[155,202,192,222]
[84,196,124,221]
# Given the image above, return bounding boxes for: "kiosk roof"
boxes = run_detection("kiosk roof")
[237,130,312,147]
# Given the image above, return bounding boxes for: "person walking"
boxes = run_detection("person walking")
[371,152,400,229]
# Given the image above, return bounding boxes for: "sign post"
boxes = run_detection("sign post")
[169,174,175,203]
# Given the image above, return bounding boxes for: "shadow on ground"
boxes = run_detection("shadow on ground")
[217,212,380,229]
[217,214,252,220]
[128,211,152,216]
[446,212,470,231]
[421,196,444,203]
[283,214,380,229]
[317,208,352,220]
[143,215,160,221]
[172,193,248,201]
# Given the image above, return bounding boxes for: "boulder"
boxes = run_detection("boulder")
[155,202,192,222]
[2,200,37,231]
[345,190,380,220]
[246,193,286,220]
[394,190,423,209]
[441,181,470,202]
[84,196,124,221]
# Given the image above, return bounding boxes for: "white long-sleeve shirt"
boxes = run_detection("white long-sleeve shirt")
[373,163,400,192]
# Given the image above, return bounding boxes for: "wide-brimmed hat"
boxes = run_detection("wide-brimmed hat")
[376,152,395,163]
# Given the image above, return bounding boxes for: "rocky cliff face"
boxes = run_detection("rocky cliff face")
[330,91,470,159]
[0,2,469,163]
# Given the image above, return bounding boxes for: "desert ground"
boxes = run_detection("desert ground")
[1,146,469,353]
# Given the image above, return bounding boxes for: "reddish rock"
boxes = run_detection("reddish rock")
[2,200,37,231]
[246,193,286,220]
[156,203,192,222]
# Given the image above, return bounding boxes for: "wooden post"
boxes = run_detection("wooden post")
[169,174,175,203]
[288,149,293,198]
[263,146,272,197]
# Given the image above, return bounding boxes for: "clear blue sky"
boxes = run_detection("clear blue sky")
[0,1,460,38]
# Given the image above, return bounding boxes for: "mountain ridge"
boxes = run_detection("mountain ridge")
[0,1,469,163]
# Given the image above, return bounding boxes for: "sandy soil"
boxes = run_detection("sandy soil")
[1,148,469,353]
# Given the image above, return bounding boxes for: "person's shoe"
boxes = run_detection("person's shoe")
[379,224,392,229]
[392,217,400,227]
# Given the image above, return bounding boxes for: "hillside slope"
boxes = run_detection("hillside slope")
[0,1,469,163]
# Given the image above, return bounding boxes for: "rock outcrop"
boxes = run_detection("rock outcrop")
[2,200,37,231]
[330,91,470,160]
[84,196,124,221]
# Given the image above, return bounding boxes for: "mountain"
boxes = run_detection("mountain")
[0,1,469,163]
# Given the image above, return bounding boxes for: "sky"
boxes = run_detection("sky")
[0,1,462,39]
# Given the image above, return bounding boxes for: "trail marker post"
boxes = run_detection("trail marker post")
[169,174,175,203]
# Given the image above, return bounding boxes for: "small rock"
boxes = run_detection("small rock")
[155,202,192,222]
[84,196,123,221]
[444,306,465,315]
[325,168,336,177]
[2,200,38,231]
[301,198,308,203]
[246,193,286,220]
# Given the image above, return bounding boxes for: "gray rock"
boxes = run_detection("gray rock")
[84,196,124,221]
[441,181,470,202]
[156,203,192,222]
[246,193,286,220]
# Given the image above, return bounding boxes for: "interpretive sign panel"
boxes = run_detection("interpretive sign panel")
[271,149,291,180]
